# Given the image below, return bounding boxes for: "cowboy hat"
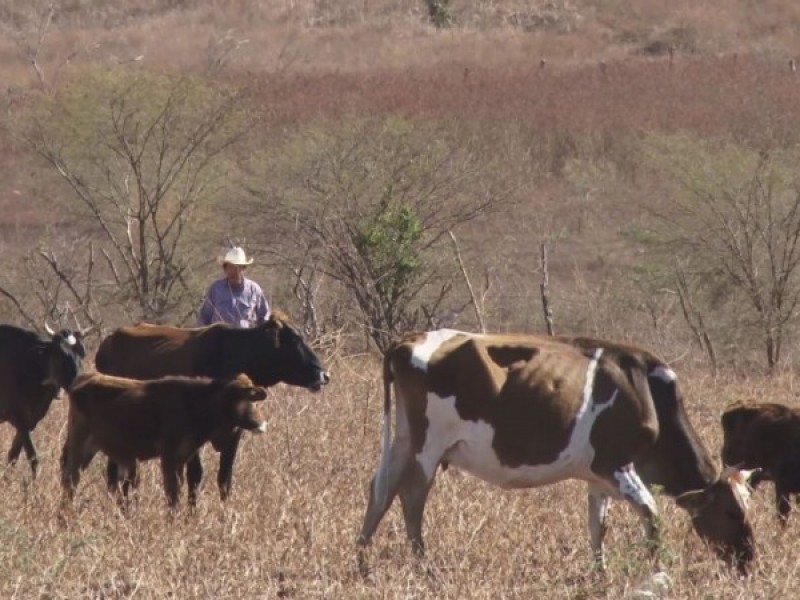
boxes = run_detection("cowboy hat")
[218,246,254,266]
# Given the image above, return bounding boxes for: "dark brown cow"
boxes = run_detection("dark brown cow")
[61,372,267,510]
[358,330,756,575]
[94,311,329,504]
[722,401,800,525]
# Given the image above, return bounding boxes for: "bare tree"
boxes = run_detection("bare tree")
[17,70,249,323]
[2,1,88,92]
[647,138,800,371]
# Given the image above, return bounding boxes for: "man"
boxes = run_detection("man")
[198,246,270,328]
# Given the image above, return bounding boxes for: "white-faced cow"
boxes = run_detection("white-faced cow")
[93,311,329,504]
[358,330,756,575]
[61,372,268,510]
[0,323,87,476]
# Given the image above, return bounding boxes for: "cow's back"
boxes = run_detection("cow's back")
[95,324,204,379]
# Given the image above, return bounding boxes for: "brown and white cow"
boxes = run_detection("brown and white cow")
[358,330,756,574]
[61,372,267,510]
[722,401,800,525]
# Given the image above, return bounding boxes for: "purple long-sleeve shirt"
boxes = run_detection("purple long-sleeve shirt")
[198,277,270,328]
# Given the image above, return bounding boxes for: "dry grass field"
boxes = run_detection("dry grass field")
[5,1,800,598]
[0,361,799,599]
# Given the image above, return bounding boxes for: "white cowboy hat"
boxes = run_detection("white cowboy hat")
[218,246,254,266]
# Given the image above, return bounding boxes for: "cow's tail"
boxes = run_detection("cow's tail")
[373,349,394,510]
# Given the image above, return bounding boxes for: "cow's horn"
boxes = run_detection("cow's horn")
[44,320,55,336]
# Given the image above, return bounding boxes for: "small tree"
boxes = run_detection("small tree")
[16,67,248,324]
[351,194,428,348]
[248,116,508,350]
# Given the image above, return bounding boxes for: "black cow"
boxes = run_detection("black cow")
[0,323,87,475]
[93,311,330,504]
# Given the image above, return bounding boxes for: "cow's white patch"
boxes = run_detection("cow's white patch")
[410,329,464,372]
[257,421,268,433]
[417,348,618,488]
[614,465,657,513]
[649,366,676,383]
[67,334,77,346]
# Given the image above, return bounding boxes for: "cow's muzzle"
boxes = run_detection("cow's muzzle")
[308,371,331,392]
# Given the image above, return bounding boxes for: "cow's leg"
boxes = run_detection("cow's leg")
[106,459,120,495]
[186,453,203,508]
[160,455,182,511]
[217,430,242,501]
[602,464,660,559]
[7,430,24,467]
[357,435,414,576]
[60,436,95,504]
[587,484,612,571]
[59,439,79,503]
[19,432,39,477]
[397,452,443,558]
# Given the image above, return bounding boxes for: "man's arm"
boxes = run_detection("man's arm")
[253,283,270,323]
[198,286,215,326]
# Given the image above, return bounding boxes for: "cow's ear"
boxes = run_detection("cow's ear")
[675,488,715,517]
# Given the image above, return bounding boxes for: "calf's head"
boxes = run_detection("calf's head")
[221,374,268,433]
[675,467,757,576]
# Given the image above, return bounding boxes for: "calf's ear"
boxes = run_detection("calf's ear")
[675,488,715,518]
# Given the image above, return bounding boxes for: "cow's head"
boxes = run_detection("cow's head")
[221,373,268,433]
[43,323,87,389]
[250,314,330,391]
[675,467,757,576]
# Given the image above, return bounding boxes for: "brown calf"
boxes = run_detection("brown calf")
[722,401,800,525]
[61,372,267,509]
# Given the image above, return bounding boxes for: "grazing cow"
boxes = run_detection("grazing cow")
[358,331,756,575]
[0,323,87,476]
[61,372,268,509]
[721,401,800,525]
[93,312,330,504]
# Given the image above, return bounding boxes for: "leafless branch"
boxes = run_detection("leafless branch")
[449,230,485,333]
[540,243,555,336]
[0,285,39,327]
